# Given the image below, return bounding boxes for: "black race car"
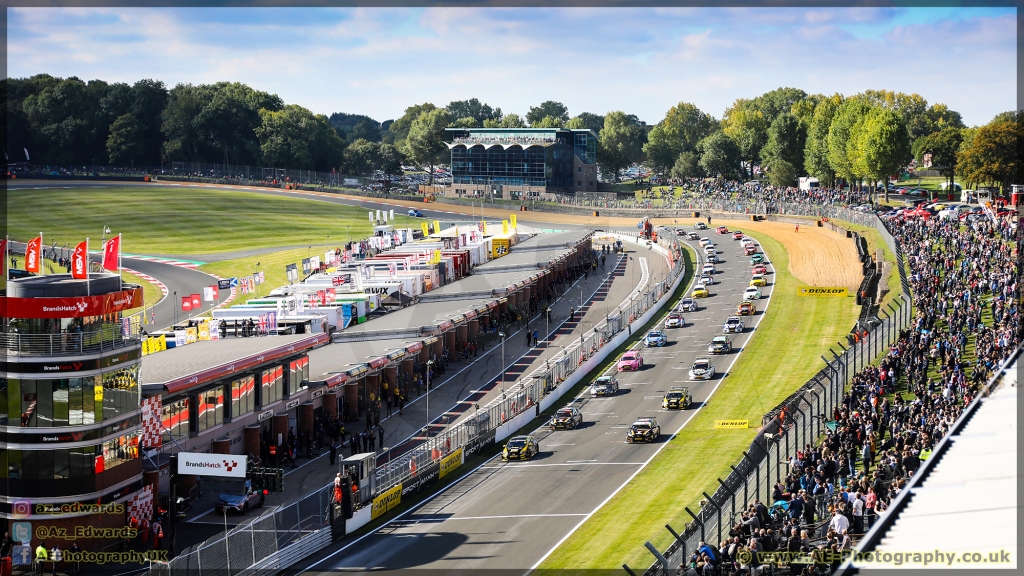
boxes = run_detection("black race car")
[626,417,661,443]
[550,407,583,430]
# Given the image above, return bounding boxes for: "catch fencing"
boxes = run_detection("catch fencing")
[150,482,335,576]
[637,207,913,576]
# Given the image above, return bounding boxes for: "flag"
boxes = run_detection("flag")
[25,235,42,273]
[102,234,120,272]
[190,293,201,308]
[421,222,429,237]
[258,271,265,284]
[511,214,517,228]
[368,211,374,223]
[0,238,6,277]
[433,220,441,234]
[211,285,219,300]
[388,263,397,278]
[71,240,89,279]
[203,286,214,302]
[502,220,509,234]
[181,297,192,312]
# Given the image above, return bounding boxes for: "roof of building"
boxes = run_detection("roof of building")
[512,230,591,251]
[417,269,542,302]
[475,247,568,274]
[335,298,494,341]
[140,333,327,394]
[308,336,428,382]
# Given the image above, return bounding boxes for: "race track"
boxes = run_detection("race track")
[297,229,776,573]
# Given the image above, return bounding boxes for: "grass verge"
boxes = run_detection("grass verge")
[539,231,860,573]
[6,186,419,256]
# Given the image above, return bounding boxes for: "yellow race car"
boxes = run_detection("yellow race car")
[692,284,709,298]
[750,274,767,287]
[502,435,539,460]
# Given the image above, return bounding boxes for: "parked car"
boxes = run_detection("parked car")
[215,479,265,514]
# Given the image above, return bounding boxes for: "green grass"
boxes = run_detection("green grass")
[6,187,420,257]
[539,231,860,573]
[121,269,164,317]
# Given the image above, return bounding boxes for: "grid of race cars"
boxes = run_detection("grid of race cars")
[503,223,773,458]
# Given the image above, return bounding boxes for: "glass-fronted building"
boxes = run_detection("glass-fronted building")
[447,128,598,196]
[2,273,146,525]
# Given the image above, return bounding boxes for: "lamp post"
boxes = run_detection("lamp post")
[173,291,178,326]
[425,360,434,432]
[498,331,505,395]
[101,226,111,244]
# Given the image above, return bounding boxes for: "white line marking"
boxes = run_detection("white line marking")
[441,514,588,521]
[492,462,643,468]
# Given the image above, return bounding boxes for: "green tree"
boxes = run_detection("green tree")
[804,94,842,186]
[916,128,964,193]
[532,115,563,128]
[697,131,741,179]
[855,90,934,140]
[857,107,912,202]
[196,82,279,166]
[526,101,569,126]
[256,105,345,171]
[760,112,805,186]
[403,108,452,184]
[376,142,405,190]
[598,111,647,182]
[445,98,501,125]
[347,118,382,143]
[344,138,380,176]
[957,120,1021,193]
[161,83,214,162]
[450,117,480,128]
[643,102,717,176]
[106,113,143,165]
[388,103,436,145]
[721,99,768,178]
[499,113,526,128]
[751,87,808,122]
[565,112,605,133]
[826,99,872,188]
[670,150,703,179]
[22,76,110,165]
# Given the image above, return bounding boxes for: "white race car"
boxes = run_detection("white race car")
[723,316,745,333]
[689,357,715,380]
[678,298,698,312]
[743,287,762,300]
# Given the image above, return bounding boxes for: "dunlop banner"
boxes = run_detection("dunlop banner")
[421,222,430,237]
[371,483,402,520]
[798,287,848,297]
[715,420,749,429]
[439,448,464,480]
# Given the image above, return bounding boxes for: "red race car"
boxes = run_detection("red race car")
[716,226,729,234]
[752,264,768,275]
[732,231,744,240]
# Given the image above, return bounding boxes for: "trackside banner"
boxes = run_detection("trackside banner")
[177,453,247,478]
[372,483,402,520]
[797,287,848,297]
[4,287,144,318]
[439,448,464,480]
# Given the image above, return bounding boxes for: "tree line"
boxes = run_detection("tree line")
[4,74,1020,192]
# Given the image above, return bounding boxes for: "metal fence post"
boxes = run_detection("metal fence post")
[702,492,721,544]
[716,478,735,527]
[685,507,704,543]
[730,465,747,509]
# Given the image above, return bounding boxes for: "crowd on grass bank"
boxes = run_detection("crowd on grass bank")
[678,205,1019,576]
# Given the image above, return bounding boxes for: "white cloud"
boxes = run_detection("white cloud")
[5,7,1015,127]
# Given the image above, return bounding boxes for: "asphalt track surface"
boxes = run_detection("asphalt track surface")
[297,230,776,574]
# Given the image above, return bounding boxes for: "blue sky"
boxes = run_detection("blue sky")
[6,7,1016,127]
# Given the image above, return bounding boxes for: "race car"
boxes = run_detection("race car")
[723,316,744,333]
[750,254,765,265]
[737,301,756,316]
[692,284,709,298]
[750,273,767,287]
[550,407,583,430]
[696,222,708,230]
[708,335,733,354]
[645,330,669,347]
[701,263,717,275]
[662,387,693,410]
[751,264,768,275]
[626,417,661,443]
[688,357,715,380]
[704,245,717,256]
[732,231,744,240]
[700,274,714,286]
[707,254,720,263]
[687,232,700,240]
[591,375,620,397]
[407,209,424,217]
[215,479,265,514]
[716,226,729,234]
[678,297,698,312]
[744,245,758,256]
[665,312,685,328]
[740,237,755,247]
[502,435,539,460]
[743,287,763,300]
[617,351,644,371]
[699,237,713,248]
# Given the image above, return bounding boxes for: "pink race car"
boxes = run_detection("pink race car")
[617,350,644,371]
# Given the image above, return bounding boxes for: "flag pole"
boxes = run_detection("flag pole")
[86,238,90,297]
[40,232,44,276]
[118,233,123,291]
